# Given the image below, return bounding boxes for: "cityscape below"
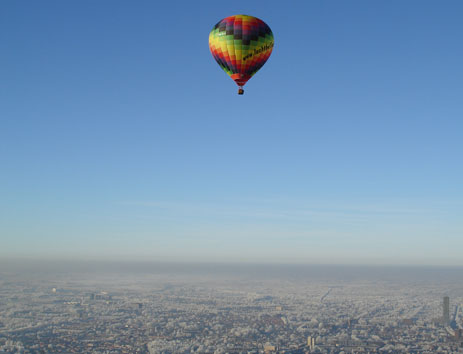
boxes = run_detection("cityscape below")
[1,260,463,353]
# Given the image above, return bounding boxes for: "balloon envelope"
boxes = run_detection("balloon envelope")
[209,15,274,89]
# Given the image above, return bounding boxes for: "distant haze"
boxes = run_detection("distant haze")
[2,259,463,285]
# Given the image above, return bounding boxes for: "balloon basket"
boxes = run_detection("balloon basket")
[238,88,244,95]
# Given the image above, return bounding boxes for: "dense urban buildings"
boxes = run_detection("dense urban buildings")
[1,261,463,353]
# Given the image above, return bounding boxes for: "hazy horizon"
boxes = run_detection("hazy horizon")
[2,257,463,271]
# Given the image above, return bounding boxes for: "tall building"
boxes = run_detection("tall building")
[443,296,450,325]
[307,336,315,349]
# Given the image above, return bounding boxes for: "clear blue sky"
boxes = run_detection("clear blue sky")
[1,1,462,265]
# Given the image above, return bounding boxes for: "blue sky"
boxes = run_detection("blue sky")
[1,1,462,265]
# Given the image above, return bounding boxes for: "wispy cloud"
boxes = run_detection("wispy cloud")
[119,199,443,223]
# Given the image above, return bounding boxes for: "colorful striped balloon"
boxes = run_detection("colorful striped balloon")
[209,15,274,95]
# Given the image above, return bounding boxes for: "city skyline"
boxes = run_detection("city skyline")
[1,262,463,352]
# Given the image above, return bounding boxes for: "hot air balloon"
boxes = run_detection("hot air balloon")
[209,15,274,95]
